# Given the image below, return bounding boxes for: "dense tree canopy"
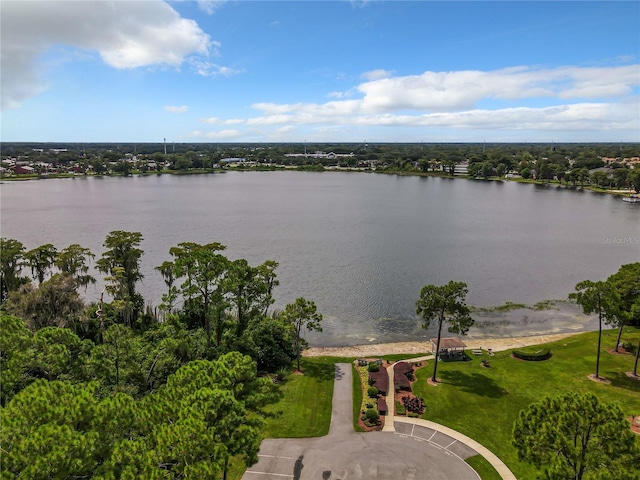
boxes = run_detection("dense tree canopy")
[513,392,639,480]
[0,352,278,480]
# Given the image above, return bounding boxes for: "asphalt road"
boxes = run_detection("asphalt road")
[243,363,480,480]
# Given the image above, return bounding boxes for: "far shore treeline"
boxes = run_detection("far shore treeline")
[1,142,639,192]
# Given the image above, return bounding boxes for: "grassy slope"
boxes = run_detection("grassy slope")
[412,328,640,480]
[260,356,352,438]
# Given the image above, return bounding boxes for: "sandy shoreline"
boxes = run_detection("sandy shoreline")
[303,332,581,358]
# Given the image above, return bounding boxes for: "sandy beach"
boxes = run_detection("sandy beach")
[303,332,581,357]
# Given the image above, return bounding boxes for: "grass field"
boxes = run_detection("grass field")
[412,328,640,479]
[260,356,353,438]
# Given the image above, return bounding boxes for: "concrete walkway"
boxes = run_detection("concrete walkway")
[381,354,517,480]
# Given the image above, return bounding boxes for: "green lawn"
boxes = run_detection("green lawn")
[261,356,352,438]
[465,454,502,480]
[412,328,640,480]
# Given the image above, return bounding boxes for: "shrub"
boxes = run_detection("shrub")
[367,386,379,398]
[396,401,406,415]
[366,403,374,409]
[368,377,376,386]
[365,409,379,422]
[402,395,426,414]
[275,369,288,382]
[408,412,419,418]
[367,363,380,372]
[512,347,551,361]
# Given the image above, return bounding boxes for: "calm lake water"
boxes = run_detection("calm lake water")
[1,172,638,346]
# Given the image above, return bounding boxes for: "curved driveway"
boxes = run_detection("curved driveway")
[243,363,481,480]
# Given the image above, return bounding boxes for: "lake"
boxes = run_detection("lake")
[1,171,638,346]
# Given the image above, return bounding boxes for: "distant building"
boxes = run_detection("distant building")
[13,165,35,175]
[220,157,246,163]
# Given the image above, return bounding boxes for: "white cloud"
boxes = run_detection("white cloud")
[209,64,637,139]
[197,0,228,15]
[202,117,244,124]
[1,0,211,109]
[190,59,243,77]
[164,105,188,113]
[361,69,394,81]
[197,64,638,141]
[355,65,640,113]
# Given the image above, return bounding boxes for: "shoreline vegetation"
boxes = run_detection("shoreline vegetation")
[1,167,636,198]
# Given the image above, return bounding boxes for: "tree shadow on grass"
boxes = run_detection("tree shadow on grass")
[605,371,640,391]
[439,370,509,398]
[298,359,340,382]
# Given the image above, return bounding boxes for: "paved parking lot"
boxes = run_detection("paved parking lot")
[242,364,480,480]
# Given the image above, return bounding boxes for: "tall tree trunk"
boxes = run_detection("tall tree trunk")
[633,339,640,377]
[431,309,445,383]
[204,298,211,349]
[296,323,302,372]
[614,324,624,353]
[223,455,229,480]
[595,301,602,379]
[215,308,224,347]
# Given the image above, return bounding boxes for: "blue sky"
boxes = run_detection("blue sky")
[1,1,639,143]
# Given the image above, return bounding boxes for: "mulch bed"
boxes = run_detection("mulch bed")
[607,347,634,355]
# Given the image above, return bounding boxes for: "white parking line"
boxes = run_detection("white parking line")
[244,471,294,478]
[445,439,458,449]
[257,454,299,460]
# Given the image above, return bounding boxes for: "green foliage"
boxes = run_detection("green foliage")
[513,392,640,480]
[0,352,278,480]
[1,380,104,479]
[396,400,406,415]
[365,408,379,422]
[163,241,228,344]
[367,362,379,372]
[86,324,145,394]
[244,314,296,373]
[512,348,551,361]
[570,279,619,379]
[30,326,90,382]
[0,314,34,405]
[607,263,640,329]
[0,237,28,301]
[96,231,145,325]
[5,273,86,331]
[24,243,57,284]
[367,386,379,398]
[416,280,474,382]
[281,297,323,371]
[55,243,96,289]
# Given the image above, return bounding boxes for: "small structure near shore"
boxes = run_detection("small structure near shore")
[430,337,467,360]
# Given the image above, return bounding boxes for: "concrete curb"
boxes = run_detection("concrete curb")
[379,355,517,480]
[394,417,517,480]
